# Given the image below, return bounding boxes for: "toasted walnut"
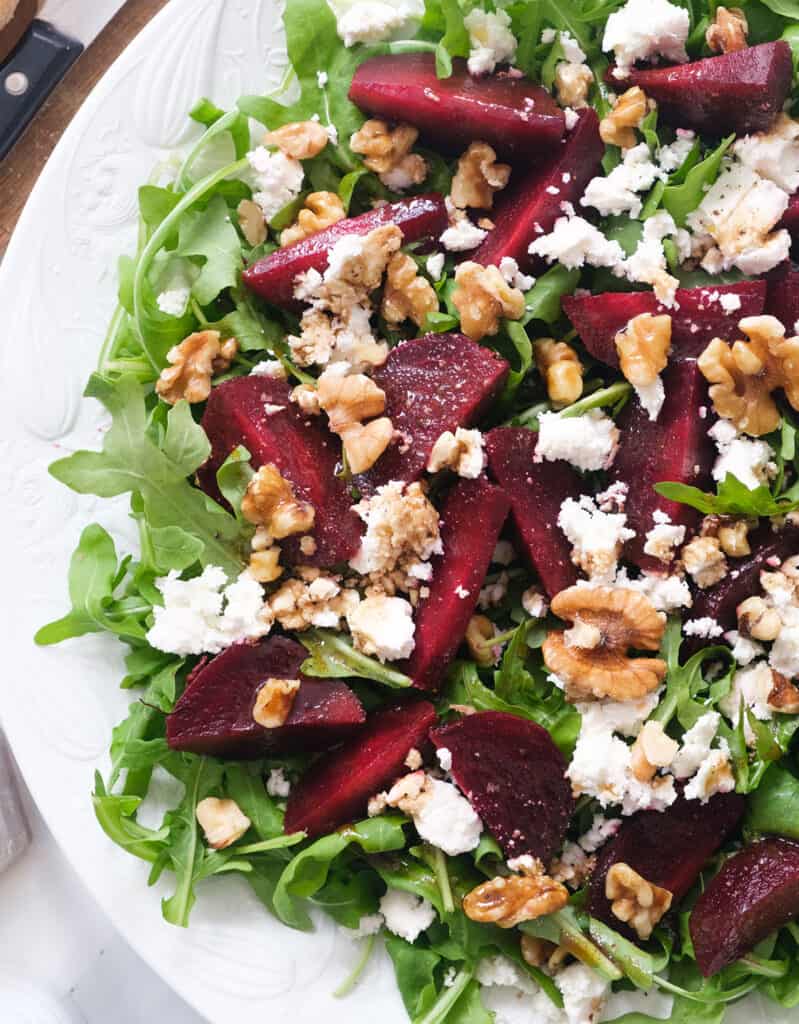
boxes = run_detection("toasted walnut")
[269,574,359,631]
[341,418,395,474]
[465,614,500,667]
[155,331,238,404]
[288,306,388,372]
[241,464,316,539]
[427,427,484,477]
[237,198,267,246]
[682,535,728,588]
[328,223,403,295]
[555,62,594,109]
[698,317,799,436]
[195,797,251,850]
[543,586,667,702]
[317,371,386,432]
[452,262,525,341]
[737,595,782,642]
[768,672,799,714]
[706,6,748,53]
[716,518,753,558]
[451,142,511,210]
[463,861,568,928]
[350,119,427,188]
[520,934,559,969]
[606,863,672,940]
[535,339,584,406]
[291,383,321,415]
[249,547,283,584]
[600,87,648,149]
[630,721,679,782]
[253,677,301,728]
[280,191,345,247]
[381,251,439,326]
[264,120,329,160]
[615,313,672,388]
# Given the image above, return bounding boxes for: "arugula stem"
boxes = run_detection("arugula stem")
[414,966,473,1024]
[653,975,759,1003]
[471,626,519,652]
[97,303,128,372]
[333,934,377,998]
[559,381,633,419]
[430,846,455,914]
[235,832,307,855]
[365,40,439,55]
[738,953,789,979]
[175,109,242,192]
[190,298,208,326]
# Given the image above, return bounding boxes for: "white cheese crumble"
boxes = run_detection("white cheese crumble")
[683,617,723,639]
[771,609,799,678]
[672,711,721,779]
[733,114,799,194]
[556,962,610,1024]
[619,210,688,308]
[247,146,305,222]
[349,480,443,576]
[643,511,685,563]
[581,143,665,218]
[347,595,416,661]
[250,359,287,378]
[522,586,549,618]
[602,0,689,74]
[720,661,774,742]
[437,747,453,772]
[499,256,535,291]
[477,957,537,992]
[558,495,635,582]
[440,217,488,252]
[408,778,483,855]
[684,741,735,803]
[156,286,190,317]
[427,427,485,478]
[634,377,666,422]
[615,567,693,612]
[334,0,424,47]
[464,9,517,75]
[426,252,445,281]
[529,213,625,269]
[709,418,776,490]
[724,629,764,666]
[578,814,622,852]
[658,130,695,173]
[535,409,620,472]
[379,889,436,942]
[266,768,292,798]
[348,913,384,938]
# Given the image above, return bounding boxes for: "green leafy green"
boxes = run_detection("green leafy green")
[521,265,581,325]
[176,194,243,305]
[747,763,799,839]
[661,135,734,227]
[655,475,799,518]
[300,629,413,688]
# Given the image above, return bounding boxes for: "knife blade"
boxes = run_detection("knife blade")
[0,0,129,161]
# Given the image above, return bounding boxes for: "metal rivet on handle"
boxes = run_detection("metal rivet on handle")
[4,71,30,96]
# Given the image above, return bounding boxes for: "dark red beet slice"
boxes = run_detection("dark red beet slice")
[766,262,799,333]
[355,333,509,493]
[430,711,574,861]
[563,282,767,366]
[609,361,713,572]
[198,375,361,567]
[588,791,745,941]
[166,637,364,758]
[242,194,447,309]
[485,427,580,597]
[780,195,799,242]
[284,700,437,837]
[691,526,799,631]
[473,109,604,273]
[349,54,564,159]
[691,837,799,976]
[405,477,510,691]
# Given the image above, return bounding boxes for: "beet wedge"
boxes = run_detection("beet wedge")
[242,194,447,309]
[405,477,510,691]
[356,333,509,493]
[766,262,799,333]
[691,837,799,977]
[563,281,767,366]
[473,109,604,273]
[610,361,713,572]
[198,375,361,567]
[780,195,799,243]
[485,427,580,597]
[609,41,792,136]
[431,711,574,862]
[588,791,745,941]
[349,54,564,159]
[166,638,365,758]
[284,700,437,838]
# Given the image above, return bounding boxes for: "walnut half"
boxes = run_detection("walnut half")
[252,677,301,728]
[450,142,511,210]
[535,339,584,406]
[615,313,672,388]
[605,862,672,940]
[280,191,345,247]
[706,6,748,53]
[599,87,648,149]
[452,262,525,341]
[462,859,568,928]
[155,331,238,405]
[242,464,315,539]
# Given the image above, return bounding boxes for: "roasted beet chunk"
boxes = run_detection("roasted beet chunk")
[473,109,604,273]
[691,837,799,976]
[588,791,745,941]
[430,711,574,861]
[284,700,437,837]
[406,477,510,691]
[610,42,792,135]
[198,375,361,567]
[242,194,447,309]
[563,282,767,366]
[485,427,580,597]
[609,361,713,572]
[349,54,565,159]
[355,333,509,493]
[766,262,799,332]
[166,638,365,758]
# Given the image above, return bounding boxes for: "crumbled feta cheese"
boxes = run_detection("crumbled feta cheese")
[427,427,485,478]
[349,480,442,577]
[771,613,799,678]
[683,617,723,639]
[334,0,424,47]
[558,31,587,64]
[616,568,693,612]
[581,143,665,218]
[672,712,721,779]
[437,747,453,772]
[522,586,548,618]
[556,962,609,1024]
[157,286,190,317]
[643,512,686,563]
[529,213,625,269]
[464,9,517,75]
[348,595,416,661]
[720,661,774,741]
[709,418,776,490]
[658,130,695,173]
[409,778,483,855]
[602,0,689,74]
[247,147,304,222]
[477,957,538,992]
[596,481,628,512]
[535,409,620,472]
[250,359,287,378]
[266,767,291,798]
[379,889,436,942]
[724,629,764,666]
[683,741,735,803]
[499,256,535,291]
[558,495,635,582]
[317,70,329,87]
[734,114,799,194]
[348,913,384,938]
[634,377,666,422]
[147,568,271,656]
[718,292,741,313]
[578,814,622,853]
[618,210,686,308]
[564,107,579,130]
[426,252,445,281]
[479,571,510,609]
[440,217,488,252]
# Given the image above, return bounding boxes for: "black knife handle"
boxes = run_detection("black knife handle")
[0,19,83,162]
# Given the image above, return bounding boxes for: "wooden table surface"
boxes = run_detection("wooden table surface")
[0,0,169,260]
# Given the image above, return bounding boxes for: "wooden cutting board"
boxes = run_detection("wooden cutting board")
[0,0,169,259]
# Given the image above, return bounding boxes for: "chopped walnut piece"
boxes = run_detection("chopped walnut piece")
[264,120,329,160]
[427,427,484,478]
[555,62,594,109]
[768,672,799,714]
[350,119,427,189]
[520,934,559,969]
[606,862,672,940]
[716,518,753,558]
[253,677,301,728]
[463,859,568,928]
[381,251,438,326]
[535,339,584,406]
[237,198,267,246]
[452,262,525,341]
[615,313,672,388]
[682,535,728,588]
[465,614,500,666]
[328,223,403,296]
[698,316,799,436]
[341,419,395,474]
[599,87,648,149]
[280,191,346,247]
[241,464,316,539]
[706,6,748,53]
[630,721,679,782]
[291,383,321,415]
[737,595,782,641]
[269,574,359,631]
[317,370,386,432]
[249,547,283,584]
[543,586,667,702]
[196,797,251,850]
[155,331,238,405]
[451,142,511,210]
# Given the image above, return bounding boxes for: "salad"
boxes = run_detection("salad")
[36,0,799,1019]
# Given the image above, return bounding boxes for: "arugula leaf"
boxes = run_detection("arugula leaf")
[300,629,413,688]
[497,320,533,405]
[655,475,799,518]
[650,617,734,730]
[521,265,581,326]
[224,763,285,840]
[661,135,734,228]
[436,0,470,78]
[385,935,441,1020]
[92,773,169,862]
[746,763,799,839]
[216,445,255,522]
[177,195,243,305]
